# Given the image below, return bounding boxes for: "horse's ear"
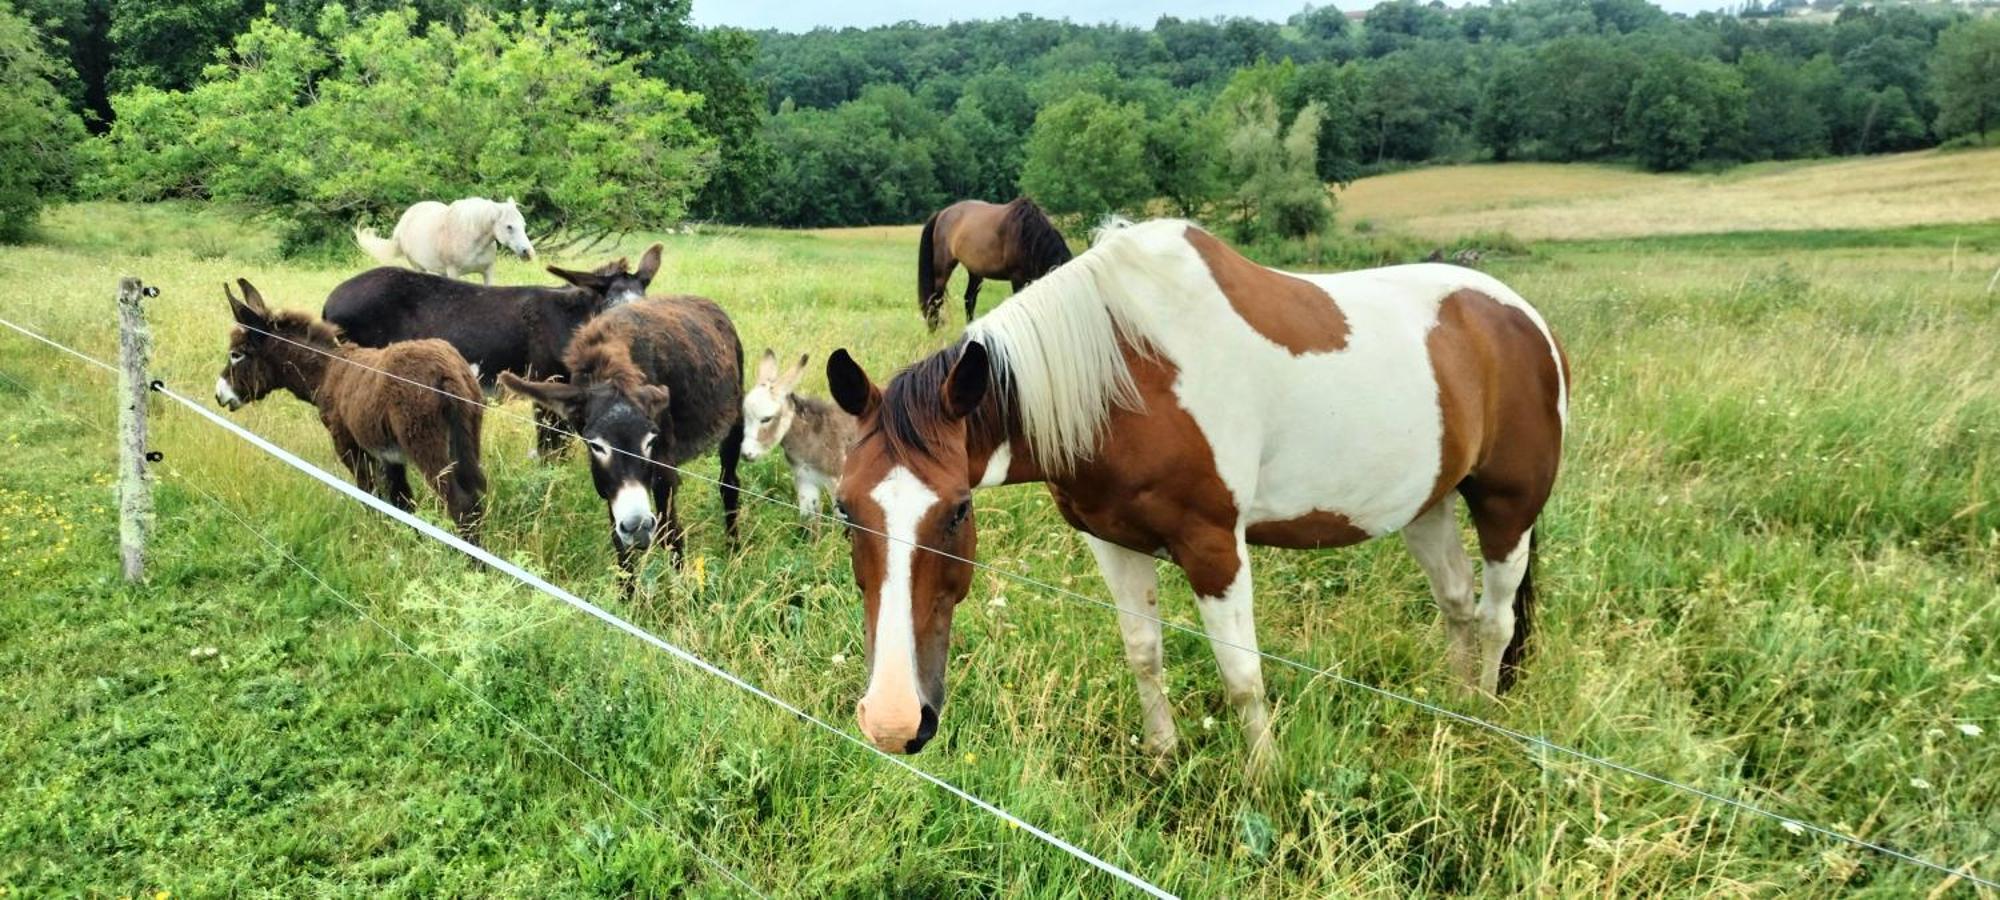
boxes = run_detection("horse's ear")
[941,341,990,421]
[756,349,779,384]
[631,384,671,419]
[827,349,879,419]
[547,265,608,292]
[636,243,663,285]
[500,371,586,422]
[504,197,516,207]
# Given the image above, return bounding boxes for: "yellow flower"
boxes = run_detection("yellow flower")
[963,752,978,765]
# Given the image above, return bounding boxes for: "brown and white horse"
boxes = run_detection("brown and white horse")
[828,219,1569,767]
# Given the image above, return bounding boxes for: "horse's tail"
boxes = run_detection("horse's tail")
[354,224,401,265]
[918,211,942,328]
[1497,530,1537,693]
[1009,198,1073,280]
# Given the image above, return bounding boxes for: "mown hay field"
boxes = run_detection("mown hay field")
[1,185,1996,896]
[1340,147,2000,242]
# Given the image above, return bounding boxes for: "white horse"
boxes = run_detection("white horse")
[354,198,535,285]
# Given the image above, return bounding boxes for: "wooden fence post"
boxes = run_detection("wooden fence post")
[117,276,156,582]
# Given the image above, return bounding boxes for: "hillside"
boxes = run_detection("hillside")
[1338,148,2000,241]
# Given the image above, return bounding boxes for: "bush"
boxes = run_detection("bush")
[85,5,713,254]
[0,2,86,244]
[1019,92,1153,227]
[1222,92,1334,242]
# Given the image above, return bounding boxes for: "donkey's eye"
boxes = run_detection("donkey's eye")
[640,433,657,456]
[586,439,612,460]
[228,351,244,364]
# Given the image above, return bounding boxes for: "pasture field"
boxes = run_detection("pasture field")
[1,195,1997,897]
[1340,146,2000,242]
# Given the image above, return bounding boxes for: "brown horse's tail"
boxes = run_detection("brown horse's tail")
[1497,531,1537,693]
[918,211,942,328]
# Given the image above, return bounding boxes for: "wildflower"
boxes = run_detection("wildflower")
[830,653,847,665]
[1909,777,1932,791]
[963,752,978,764]
[987,595,1007,609]
[189,647,219,660]
[1128,734,1140,746]
[1781,820,1806,836]
[1202,716,1217,731]
[1957,723,1984,738]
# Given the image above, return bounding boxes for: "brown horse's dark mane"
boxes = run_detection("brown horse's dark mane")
[1002,198,1073,280]
[871,341,1011,464]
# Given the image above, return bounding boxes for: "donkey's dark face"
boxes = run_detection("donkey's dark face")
[548,243,663,310]
[502,374,671,550]
[215,280,288,411]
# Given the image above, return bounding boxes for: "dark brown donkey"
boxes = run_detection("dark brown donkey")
[917,198,1072,330]
[323,244,662,457]
[213,279,487,540]
[500,296,745,576]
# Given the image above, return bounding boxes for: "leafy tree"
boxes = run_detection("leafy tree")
[1738,50,1832,159]
[89,6,712,252]
[1019,92,1152,224]
[1146,98,1226,217]
[1625,52,1748,170]
[755,97,946,227]
[1476,48,1534,162]
[1222,92,1332,240]
[105,0,257,93]
[0,0,85,242]
[1523,36,1642,159]
[1931,18,2000,142]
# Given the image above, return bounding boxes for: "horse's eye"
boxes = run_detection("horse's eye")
[835,501,853,528]
[945,499,971,531]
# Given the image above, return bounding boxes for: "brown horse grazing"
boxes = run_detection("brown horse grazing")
[918,198,1073,330]
[213,279,487,540]
[828,219,1569,770]
[501,296,745,575]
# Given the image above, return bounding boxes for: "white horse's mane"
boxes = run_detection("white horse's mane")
[963,217,1190,474]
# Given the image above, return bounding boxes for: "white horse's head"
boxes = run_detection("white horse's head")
[491,198,534,260]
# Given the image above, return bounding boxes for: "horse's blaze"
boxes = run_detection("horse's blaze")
[855,466,936,752]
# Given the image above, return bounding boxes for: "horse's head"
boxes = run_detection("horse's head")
[740,349,808,462]
[215,278,329,410]
[501,371,670,552]
[547,243,661,310]
[492,198,535,261]
[827,344,995,754]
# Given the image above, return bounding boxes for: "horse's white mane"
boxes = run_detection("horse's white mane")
[963,217,1189,475]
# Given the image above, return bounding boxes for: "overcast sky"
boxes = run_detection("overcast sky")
[690,0,1733,32]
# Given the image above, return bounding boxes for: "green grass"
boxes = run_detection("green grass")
[1,203,1996,897]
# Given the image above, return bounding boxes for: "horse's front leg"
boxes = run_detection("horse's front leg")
[1086,535,1176,760]
[1178,530,1273,777]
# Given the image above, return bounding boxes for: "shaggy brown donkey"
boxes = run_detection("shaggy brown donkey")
[323,244,662,458]
[214,279,487,540]
[501,295,744,576]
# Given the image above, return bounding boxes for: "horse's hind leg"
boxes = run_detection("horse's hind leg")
[923,260,956,330]
[1460,475,1551,695]
[1401,497,1482,689]
[963,275,984,323]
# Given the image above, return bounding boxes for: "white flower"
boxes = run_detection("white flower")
[1909,777,1933,790]
[1201,716,1217,731]
[1781,820,1806,836]
[987,595,1007,609]
[830,653,847,665]
[1957,723,1984,737]
[189,646,219,660]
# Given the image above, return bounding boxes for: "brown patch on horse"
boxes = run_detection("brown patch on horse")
[1185,227,1349,355]
[1246,510,1371,549]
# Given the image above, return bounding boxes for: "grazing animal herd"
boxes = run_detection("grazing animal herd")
[216,194,1568,771]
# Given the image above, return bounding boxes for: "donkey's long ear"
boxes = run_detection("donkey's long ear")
[756,348,780,384]
[636,243,663,286]
[941,341,990,421]
[546,265,609,292]
[235,278,272,316]
[827,349,879,418]
[631,383,671,419]
[224,281,267,330]
[779,352,810,393]
[500,371,586,423]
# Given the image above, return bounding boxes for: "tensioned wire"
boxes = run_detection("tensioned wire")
[5,309,1993,892]
[0,364,767,899]
[0,316,1178,898]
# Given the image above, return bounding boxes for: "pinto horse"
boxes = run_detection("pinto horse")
[828,219,1569,768]
[917,198,1073,330]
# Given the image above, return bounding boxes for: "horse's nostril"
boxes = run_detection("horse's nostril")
[906,704,939,753]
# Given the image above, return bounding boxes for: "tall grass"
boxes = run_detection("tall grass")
[0,202,1993,896]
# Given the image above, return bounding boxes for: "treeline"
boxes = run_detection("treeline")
[3,0,2000,247]
[741,3,2000,227]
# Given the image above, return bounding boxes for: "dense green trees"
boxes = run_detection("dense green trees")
[1931,18,2000,143]
[1019,94,1153,223]
[89,7,711,252]
[0,1,85,242]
